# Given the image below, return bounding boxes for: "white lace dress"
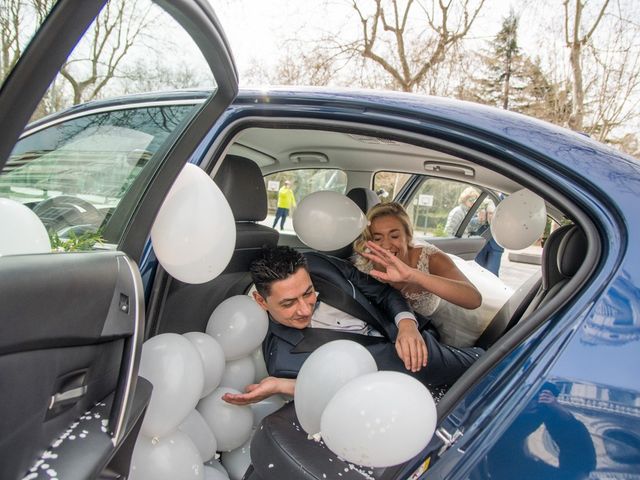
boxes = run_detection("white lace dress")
[354,242,442,317]
[355,243,514,348]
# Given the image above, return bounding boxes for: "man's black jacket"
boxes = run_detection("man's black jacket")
[263,252,428,379]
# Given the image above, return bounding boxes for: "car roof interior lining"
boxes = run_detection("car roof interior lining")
[206,117,568,220]
[203,117,516,189]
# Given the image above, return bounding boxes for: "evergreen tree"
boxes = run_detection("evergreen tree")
[467,10,571,124]
[494,11,519,110]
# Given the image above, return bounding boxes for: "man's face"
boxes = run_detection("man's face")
[253,267,317,329]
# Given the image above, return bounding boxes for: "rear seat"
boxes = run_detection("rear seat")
[475,224,586,349]
[247,403,388,480]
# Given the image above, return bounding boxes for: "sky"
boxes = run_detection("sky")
[209,0,559,85]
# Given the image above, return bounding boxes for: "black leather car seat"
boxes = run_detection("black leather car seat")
[155,155,278,335]
[347,186,380,213]
[213,155,280,272]
[246,403,388,480]
[475,224,585,349]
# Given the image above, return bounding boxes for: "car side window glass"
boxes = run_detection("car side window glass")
[463,198,498,238]
[0,0,216,253]
[373,171,411,200]
[405,178,481,241]
[262,169,347,232]
[0,104,198,240]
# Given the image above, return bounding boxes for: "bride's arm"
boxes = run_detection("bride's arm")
[360,241,482,309]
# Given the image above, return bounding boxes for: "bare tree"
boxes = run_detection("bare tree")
[244,46,337,86]
[0,0,50,80]
[563,0,610,131]
[584,5,640,142]
[347,0,485,92]
[0,0,22,81]
[59,0,154,105]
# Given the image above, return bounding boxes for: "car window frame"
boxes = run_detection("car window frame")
[0,0,239,263]
[391,172,501,238]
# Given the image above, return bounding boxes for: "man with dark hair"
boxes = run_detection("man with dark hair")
[224,245,483,405]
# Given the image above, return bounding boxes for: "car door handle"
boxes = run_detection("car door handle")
[46,369,88,418]
[49,385,87,409]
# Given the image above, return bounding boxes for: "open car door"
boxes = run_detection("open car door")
[0,1,237,478]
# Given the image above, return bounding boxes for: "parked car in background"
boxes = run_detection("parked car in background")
[1,1,639,479]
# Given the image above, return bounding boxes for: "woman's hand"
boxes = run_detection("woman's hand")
[360,241,415,284]
[395,319,428,372]
[222,376,295,406]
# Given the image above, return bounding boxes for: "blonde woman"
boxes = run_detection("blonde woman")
[444,186,479,236]
[353,202,481,320]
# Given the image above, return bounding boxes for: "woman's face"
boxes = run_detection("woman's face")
[464,195,478,208]
[370,214,410,263]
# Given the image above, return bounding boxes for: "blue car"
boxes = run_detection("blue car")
[1,1,639,479]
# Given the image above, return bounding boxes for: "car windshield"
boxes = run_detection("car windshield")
[0,103,198,239]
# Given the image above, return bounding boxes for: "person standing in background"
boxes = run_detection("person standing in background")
[444,187,479,236]
[272,180,296,230]
[473,202,504,276]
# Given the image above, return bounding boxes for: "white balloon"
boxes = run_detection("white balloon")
[491,189,547,250]
[0,198,51,256]
[203,465,230,480]
[198,387,254,452]
[220,436,252,480]
[206,295,269,361]
[320,371,437,468]
[151,163,236,284]
[295,340,377,436]
[219,356,256,392]
[184,332,226,398]
[178,409,218,462]
[292,191,367,251]
[138,334,204,438]
[130,431,203,480]
[251,347,269,383]
[205,460,230,479]
[251,395,286,427]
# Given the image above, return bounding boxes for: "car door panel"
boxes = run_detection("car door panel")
[427,237,487,260]
[20,378,153,480]
[0,252,145,480]
[0,0,238,476]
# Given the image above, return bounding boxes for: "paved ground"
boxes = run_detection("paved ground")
[260,214,542,291]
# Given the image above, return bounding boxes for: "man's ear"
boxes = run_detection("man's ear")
[253,291,269,311]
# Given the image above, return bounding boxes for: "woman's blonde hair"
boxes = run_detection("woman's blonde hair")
[353,202,414,254]
[458,186,479,205]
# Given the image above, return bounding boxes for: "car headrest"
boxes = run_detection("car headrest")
[541,224,573,290]
[213,155,267,221]
[346,187,380,214]
[557,225,587,279]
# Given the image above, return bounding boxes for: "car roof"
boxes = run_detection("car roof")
[22,86,640,225]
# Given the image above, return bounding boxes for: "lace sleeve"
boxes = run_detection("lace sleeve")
[404,245,441,317]
[353,255,373,274]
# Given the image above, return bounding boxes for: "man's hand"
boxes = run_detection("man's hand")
[395,319,428,372]
[222,376,295,406]
[538,389,557,406]
[359,241,415,284]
